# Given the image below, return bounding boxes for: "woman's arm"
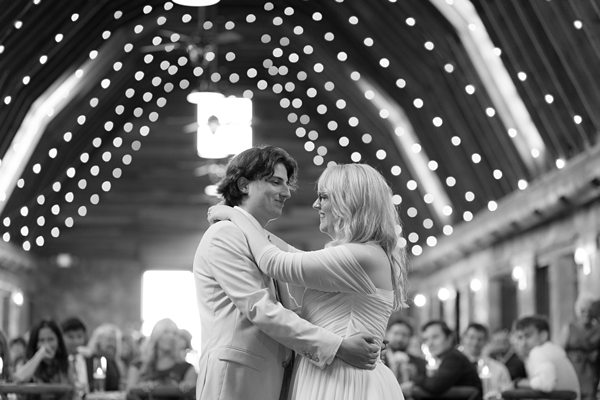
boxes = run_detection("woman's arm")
[209,204,273,257]
[13,347,47,383]
[178,364,197,391]
[125,364,142,390]
[209,205,377,293]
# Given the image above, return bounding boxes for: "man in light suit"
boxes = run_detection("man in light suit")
[194,146,379,400]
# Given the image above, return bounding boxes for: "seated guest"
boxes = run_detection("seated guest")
[382,318,426,383]
[82,323,124,391]
[460,323,512,398]
[559,294,600,400]
[13,319,73,386]
[512,315,580,398]
[401,320,482,400]
[121,330,143,375]
[126,319,196,393]
[487,329,527,381]
[61,317,89,393]
[0,329,13,382]
[8,336,26,375]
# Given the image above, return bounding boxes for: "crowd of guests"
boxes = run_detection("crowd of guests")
[0,317,197,400]
[0,294,598,400]
[382,295,600,400]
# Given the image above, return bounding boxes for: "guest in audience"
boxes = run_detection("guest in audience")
[60,317,89,394]
[83,323,124,391]
[175,329,192,364]
[382,318,426,383]
[126,319,196,393]
[559,294,600,400]
[487,329,527,381]
[513,315,580,397]
[459,323,512,398]
[13,319,73,386]
[120,330,142,374]
[61,317,88,357]
[0,330,13,382]
[9,336,27,374]
[400,320,482,400]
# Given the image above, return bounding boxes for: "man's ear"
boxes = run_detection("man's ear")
[540,330,549,342]
[237,177,249,194]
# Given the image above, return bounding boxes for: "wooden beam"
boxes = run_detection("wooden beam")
[413,142,600,273]
[0,241,36,271]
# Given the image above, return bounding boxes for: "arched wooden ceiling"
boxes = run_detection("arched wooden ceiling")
[0,0,599,270]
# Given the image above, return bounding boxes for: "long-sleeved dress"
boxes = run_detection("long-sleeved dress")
[256,242,404,400]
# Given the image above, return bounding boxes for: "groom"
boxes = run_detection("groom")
[194,145,379,400]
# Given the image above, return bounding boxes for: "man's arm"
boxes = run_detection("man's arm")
[522,349,556,392]
[412,353,470,394]
[196,223,378,369]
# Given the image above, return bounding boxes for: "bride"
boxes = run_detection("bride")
[209,163,406,400]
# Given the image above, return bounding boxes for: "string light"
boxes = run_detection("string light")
[1,1,587,258]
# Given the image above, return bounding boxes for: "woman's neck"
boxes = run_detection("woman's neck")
[155,350,177,368]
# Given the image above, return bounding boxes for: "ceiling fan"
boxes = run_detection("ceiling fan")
[141,7,242,68]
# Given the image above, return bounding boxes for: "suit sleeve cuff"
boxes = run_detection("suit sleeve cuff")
[307,334,343,369]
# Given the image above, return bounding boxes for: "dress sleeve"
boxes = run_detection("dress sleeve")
[256,244,377,294]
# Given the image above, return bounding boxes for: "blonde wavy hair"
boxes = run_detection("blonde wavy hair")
[86,323,123,359]
[318,163,408,309]
[138,318,180,378]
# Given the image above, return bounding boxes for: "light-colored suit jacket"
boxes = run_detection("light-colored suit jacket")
[193,214,342,400]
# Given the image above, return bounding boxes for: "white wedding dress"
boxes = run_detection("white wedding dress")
[257,243,405,400]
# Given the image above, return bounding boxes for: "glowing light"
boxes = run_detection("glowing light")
[414,294,427,307]
[470,278,482,292]
[437,287,451,302]
[11,291,24,306]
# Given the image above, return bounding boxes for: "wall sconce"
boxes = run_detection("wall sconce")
[469,278,482,292]
[511,265,527,290]
[574,246,591,276]
[11,291,24,306]
[437,287,454,302]
[414,293,427,307]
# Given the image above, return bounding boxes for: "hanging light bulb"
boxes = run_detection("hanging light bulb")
[172,0,220,6]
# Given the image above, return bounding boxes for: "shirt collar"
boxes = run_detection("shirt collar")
[234,206,265,232]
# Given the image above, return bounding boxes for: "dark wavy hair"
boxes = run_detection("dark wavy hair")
[26,319,70,381]
[514,315,550,335]
[421,319,455,342]
[217,145,298,206]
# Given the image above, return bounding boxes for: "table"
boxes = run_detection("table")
[0,383,74,400]
[501,389,578,400]
[127,385,195,400]
[412,386,481,400]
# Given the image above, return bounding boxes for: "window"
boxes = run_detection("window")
[141,270,201,350]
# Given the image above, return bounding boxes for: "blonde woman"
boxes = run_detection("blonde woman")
[209,163,406,400]
[126,319,196,392]
[79,323,125,391]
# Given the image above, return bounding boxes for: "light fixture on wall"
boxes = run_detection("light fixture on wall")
[574,246,591,275]
[511,265,527,290]
[172,0,220,7]
[413,293,427,307]
[469,278,482,292]
[11,291,24,306]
